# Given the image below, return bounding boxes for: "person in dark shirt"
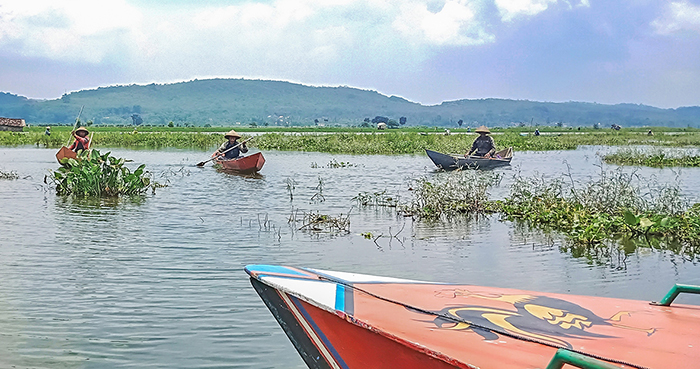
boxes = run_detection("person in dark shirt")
[467,126,496,157]
[68,127,90,152]
[44,126,51,136]
[215,130,248,159]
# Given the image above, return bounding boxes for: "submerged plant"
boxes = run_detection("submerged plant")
[48,149,165,196]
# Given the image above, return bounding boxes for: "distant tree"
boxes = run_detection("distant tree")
[399,116,407,125]
[131,114,143,125]
[364,117,370,123]
[360,121,370,128]
[314,119,319,124]
[371,116,389,124]
[86,120,93,127]
[457,119,463,127]
[387,119,399,128]
[168,121,174,127]
[556,121,563,128]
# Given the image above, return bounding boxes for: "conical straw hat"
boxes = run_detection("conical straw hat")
[475,125,491,134]
[74,126,89,134]
[224,130,241,139]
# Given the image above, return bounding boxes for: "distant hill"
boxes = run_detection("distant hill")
[1,78,699,128]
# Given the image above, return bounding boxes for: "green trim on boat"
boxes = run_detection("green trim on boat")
[546,349,621,369]
[651,284,700,306]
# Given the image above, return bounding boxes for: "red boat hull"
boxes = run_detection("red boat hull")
[214,152,265,173]
[246,265,700,369]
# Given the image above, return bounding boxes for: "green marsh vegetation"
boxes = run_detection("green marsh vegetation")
[4,126,700,155]
[603,147,700,167]
[392,168,699,261]
[47,149,165,197]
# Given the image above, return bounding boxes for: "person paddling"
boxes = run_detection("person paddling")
[215,130,248,159]
[467,125,496,158]
[68,126,90,153]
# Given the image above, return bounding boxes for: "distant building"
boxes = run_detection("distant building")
[0,117,26,132]
[377,122,387,130]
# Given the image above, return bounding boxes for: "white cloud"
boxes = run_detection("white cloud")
[0,0,142,62]
[393,0,493,46]
[494,0,588,22]
[652,1,700,35]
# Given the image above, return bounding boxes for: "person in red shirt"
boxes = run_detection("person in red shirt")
[68,126,90,152]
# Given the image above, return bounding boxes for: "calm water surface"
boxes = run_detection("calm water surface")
[1,146,699,368]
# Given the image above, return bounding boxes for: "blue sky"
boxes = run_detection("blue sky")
[1,0,699,108]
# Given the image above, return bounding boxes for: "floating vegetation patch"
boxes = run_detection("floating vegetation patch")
[402,171,502,219]
[288,208,351,234]
[603,147,700,167]
[47,149,166,196]
[496,169,700,259]
[0,169,19,180]
[353,190,399,207]
[311,159,362,168]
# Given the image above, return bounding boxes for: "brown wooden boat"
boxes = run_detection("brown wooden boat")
[55,146,78,164]
[213,152,265,174]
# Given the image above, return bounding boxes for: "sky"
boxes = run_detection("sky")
[0,0,699,108]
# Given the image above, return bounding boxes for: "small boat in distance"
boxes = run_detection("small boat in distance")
[426,147,513,170]
[245,264,700,369]
[213,152,265,174]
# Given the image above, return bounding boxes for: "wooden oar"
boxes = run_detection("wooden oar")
[196,136,253,167]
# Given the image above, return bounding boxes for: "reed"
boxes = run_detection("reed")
[48,149,165,196]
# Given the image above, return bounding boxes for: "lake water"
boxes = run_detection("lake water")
[1,146,699,368]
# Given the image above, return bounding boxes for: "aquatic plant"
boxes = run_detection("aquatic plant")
[603,148,700,167]
[288,208,351,233]
[48,149,165,196]
[497,169,700,252]
[402,171,502,219]
[353,190,399,207]
[0,169,19,180]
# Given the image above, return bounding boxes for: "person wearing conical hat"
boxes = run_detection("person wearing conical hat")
[68,126,90,152]
[467,125,496,157]
[215,130,248,160]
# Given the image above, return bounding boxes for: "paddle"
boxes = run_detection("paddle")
[196,136,253,167]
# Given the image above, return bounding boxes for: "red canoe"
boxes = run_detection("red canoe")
[245,264,700,369]
[214,152,265,174]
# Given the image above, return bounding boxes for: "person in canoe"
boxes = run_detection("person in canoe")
[215,130,248,160]
[68,126,91,153]
[467,125,496,158]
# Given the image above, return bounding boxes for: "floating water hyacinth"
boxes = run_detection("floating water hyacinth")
[48,149,165,196]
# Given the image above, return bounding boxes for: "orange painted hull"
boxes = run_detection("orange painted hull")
[245,265,700,369]
[214,152,265,174]
[55,146,77,164]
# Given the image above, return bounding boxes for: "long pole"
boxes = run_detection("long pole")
[66,105,84,147]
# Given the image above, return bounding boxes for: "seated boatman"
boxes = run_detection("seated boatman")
[215,130,248,159]
[467,125,496,158]
[68,126,90,153]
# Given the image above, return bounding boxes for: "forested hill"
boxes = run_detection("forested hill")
[1,78,699,128]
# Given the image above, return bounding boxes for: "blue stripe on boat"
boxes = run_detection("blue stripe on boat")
[335,284,345,312]
[244,264,308,277]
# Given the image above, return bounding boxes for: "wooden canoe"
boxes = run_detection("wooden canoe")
[213,152,265,174]
[426,147,513,170]
[55,146,77,164]
[246,264,700,369]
